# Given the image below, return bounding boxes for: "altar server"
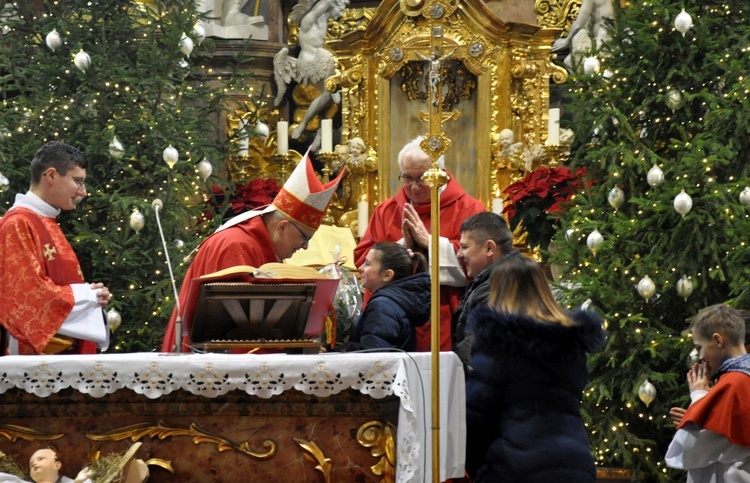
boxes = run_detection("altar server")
[0,141,111,355]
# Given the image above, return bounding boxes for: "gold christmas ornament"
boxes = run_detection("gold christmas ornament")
[638,379,656,407]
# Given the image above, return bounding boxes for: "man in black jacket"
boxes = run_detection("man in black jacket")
[452,212,518,368]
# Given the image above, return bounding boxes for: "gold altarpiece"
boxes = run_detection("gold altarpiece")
[321,0,570,222]
[227,0,580,231]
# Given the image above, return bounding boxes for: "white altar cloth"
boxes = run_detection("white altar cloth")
[0,351,465,482]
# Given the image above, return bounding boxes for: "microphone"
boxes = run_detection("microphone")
[153,199,183,352]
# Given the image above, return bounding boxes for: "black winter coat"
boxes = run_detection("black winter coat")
[465,306,605,483]
[346,273,430,352]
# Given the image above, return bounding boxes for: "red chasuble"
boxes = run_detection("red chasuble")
[354,176,485,351]
[0,208,95,355]
[678,371,750,448]
[162,214,279,352]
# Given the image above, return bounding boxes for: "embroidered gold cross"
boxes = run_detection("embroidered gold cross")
[43,244,57,261]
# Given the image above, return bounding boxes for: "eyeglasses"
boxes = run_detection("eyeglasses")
[398,173,426,186]
[289,220,312,244]
[65,174,86,188]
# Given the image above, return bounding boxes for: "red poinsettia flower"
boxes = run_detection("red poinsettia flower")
[503,166,590,250]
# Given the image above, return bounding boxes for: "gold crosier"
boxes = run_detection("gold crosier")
[415,25,459,483]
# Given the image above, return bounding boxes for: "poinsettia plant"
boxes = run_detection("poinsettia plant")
[504,166,589,252]
[205,178,281,221]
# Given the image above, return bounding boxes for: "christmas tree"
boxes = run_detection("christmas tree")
[0,0,258,351]
[550,0,750,480]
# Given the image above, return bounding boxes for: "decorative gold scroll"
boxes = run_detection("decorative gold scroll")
[356,421,396,483]
[293,438,332,483]
[86,421,276,461]
[0,424,64,443]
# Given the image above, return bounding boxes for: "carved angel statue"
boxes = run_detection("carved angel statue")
[273,0,349,151]
[551,0,615,72]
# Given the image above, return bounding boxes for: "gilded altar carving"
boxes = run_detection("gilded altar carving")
[293,437,332,483]
[357,421,396,483]
[0,424,63,444]
[86,421,277,461]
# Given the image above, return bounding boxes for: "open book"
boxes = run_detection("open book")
[182,263,339,344]
[286,224,358,271]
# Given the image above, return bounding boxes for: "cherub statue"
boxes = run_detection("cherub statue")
[0,447,92,483]
[416,48,457,106]
[551,0,615,72]
[273,0,349,151]
[492,129,523,159]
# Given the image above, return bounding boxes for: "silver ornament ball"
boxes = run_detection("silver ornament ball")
[129,209,145,232]
[638,379,656,407]
[647,165,664,187]
[674,189,693,217]
[107,308,122,332]
[637,275,656,302]
[739,187,750,207]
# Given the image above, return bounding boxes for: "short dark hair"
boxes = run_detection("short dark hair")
[689,304,746,347]
[30,141,88,185]
[460,211,513,255]
[738,309,750,345]
[371,242,427,281]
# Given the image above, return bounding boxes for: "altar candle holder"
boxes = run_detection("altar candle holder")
[316,151,338,183]
[271,152,293,184]
[543,144,571,168]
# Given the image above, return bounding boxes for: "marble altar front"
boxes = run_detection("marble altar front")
[0,351,465,482]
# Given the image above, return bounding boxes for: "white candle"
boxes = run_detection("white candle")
[277,121,288,154]
[547,108,560,145]
[238,118,249,157]
[321,119,333,152]
[357,199,369,238]
[492,198,504,215]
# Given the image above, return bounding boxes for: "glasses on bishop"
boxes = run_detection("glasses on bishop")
[398,173,426,187]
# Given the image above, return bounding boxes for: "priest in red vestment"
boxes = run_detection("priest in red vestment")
[0,142,111,355]
[162,152,345,352]
[354,136,485,351]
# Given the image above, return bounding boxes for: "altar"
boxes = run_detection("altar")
[0,351,465,482]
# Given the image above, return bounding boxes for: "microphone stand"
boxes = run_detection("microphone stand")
[153,199,183,353]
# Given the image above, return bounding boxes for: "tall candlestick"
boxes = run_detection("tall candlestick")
[492,198,504,215]
[277,121,288,154]
[321,119,333,152]
[547,108,560,145]
[357,198,369,238]
[238,119,249,157]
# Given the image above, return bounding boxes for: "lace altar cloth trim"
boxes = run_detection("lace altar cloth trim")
[0,351,465,483]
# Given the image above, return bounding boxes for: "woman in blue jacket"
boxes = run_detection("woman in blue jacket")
[465,255,605,482]
[346,242,430,352]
